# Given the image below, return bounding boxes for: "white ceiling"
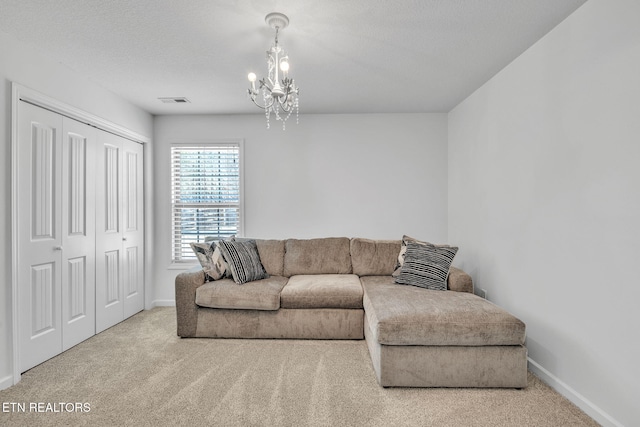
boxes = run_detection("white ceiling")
[0,0,587,115]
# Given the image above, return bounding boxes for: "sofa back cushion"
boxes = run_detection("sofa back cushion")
[350,238,401,276]
[255,239,286,276]
[284,237,352,276]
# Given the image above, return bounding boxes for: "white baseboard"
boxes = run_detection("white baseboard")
[527,357,622,427]
[149,299,175,308]
[0,374,15,390]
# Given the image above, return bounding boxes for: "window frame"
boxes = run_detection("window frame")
[170,140,244,263]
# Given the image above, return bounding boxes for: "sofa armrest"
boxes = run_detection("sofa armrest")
[175,266,206,337]
[447,266,473,293]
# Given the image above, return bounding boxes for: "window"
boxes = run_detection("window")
[171,143,242,262]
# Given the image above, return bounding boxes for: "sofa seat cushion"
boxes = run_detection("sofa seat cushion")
[280,274,363,309]
[195,276,288,311]
[361,276,525,346]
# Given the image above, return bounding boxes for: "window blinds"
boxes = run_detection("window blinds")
[171,144,240,261]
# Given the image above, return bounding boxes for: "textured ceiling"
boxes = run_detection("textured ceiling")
[0,0,587,115]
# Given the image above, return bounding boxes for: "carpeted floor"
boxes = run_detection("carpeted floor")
[0,307,598,426]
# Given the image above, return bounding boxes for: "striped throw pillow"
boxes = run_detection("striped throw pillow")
[394,242,458,291]
[392,235,452,277]
[217,240,268,284]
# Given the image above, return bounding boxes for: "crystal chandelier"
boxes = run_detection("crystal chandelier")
[247,12,299,130]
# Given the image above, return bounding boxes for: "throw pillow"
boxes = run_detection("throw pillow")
[217,240,268,284]
[392,235,449,277]
[190,241,229,281]
[394,242,458,291]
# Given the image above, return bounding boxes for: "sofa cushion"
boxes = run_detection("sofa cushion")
[350,238,401,276]
[255,239,285,276]
[195,276,288,310]
[283,237,352,276]
[280,274,363,309]
[218,240,268,284]
[394,242,458,291]
[361,276,525,346]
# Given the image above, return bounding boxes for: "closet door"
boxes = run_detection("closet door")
[17,103,98,371]
[122,139,144,318]
[15,94,144,373]
[95,132,124,333]
[17,102,63,372]
[95,132,144,333]
[61,118,97,350]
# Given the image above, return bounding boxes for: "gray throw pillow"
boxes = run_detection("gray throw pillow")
[394,242,458,291]
[217,240,268,284]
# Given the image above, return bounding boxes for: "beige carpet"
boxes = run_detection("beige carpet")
[0,307,598,426]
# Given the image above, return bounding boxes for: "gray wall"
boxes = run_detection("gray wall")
[448,0,639,425]
[152,113,449,304]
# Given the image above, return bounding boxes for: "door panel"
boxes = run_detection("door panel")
[18,102,63,372]
[61,118,96,350]
[122,139,144,318]
[95,135,124,333]
[31,124,56,240]
[30,262,56,336]
[95,133,144,330]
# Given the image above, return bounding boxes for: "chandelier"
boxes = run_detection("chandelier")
[247,12,299,130]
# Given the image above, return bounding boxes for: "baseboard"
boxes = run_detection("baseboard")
[149,299,176,308]
[0,374,14,390]
[527,357,622,427]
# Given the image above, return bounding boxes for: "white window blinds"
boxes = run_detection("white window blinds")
[171,144,241,261]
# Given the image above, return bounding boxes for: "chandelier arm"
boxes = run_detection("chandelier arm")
[249,98,268,110]
[263,96,277,110]
[248,89,277,110]
[259,79,272,94]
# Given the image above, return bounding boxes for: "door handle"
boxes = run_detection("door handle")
[54,246,63,251]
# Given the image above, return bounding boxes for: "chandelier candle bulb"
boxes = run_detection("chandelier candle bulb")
[280,59,289,74]
[247,72,257,91]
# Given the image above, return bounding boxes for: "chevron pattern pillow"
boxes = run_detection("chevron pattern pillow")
[217,240,268,284]
[394,242,458,291]
[190,241,229,281]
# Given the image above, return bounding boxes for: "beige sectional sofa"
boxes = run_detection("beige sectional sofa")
[175,237,528,388]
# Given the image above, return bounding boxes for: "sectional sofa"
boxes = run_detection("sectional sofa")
[175,237,527,388]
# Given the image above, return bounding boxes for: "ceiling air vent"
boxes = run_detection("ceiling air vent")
[158,97,190,104]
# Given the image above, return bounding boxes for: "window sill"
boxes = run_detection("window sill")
[168,262,199,270]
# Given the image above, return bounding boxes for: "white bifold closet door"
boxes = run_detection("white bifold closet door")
[95,131,144,333]
[17,100,144,373]
[17,102,97,372]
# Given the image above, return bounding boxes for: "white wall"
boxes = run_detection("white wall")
[448,0,639,425]
[153,113,448,304]
[0,30,153,389]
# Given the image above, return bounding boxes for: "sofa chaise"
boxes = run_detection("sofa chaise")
[175,237,527,388]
